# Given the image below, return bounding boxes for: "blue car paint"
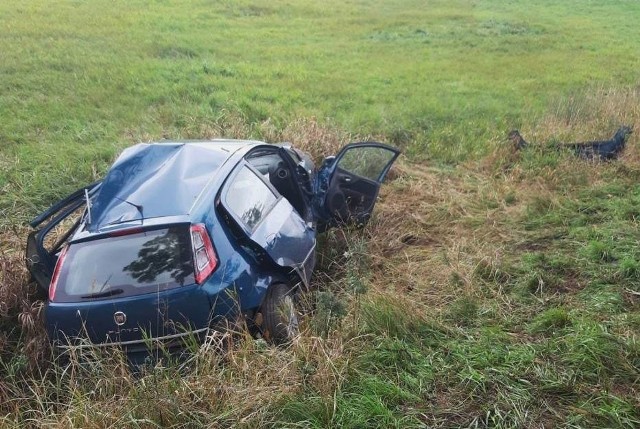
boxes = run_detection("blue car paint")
[250,199,316,286]
[28,139,399,351]
[45,141,309,348]
[90,142,235,231]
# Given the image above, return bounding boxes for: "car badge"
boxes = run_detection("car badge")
[114,311,127,326]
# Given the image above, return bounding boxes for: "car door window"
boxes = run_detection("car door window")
[225,166,277,230]
[314,142,399,231]
[336,146,397,182]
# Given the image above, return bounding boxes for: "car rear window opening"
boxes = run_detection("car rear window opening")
[53,226,195,302]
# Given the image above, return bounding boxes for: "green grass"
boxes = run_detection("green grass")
[1,0,640,427]
[2,0,640,222]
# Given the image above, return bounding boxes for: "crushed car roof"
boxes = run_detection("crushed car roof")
[88,141,257,232]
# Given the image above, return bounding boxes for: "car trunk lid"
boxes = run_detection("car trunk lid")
[47,224,214,346]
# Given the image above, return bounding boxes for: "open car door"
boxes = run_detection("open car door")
[26,182,101,294]
[314,142,400,230]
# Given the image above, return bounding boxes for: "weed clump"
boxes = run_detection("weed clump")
[528,307,571,335]
[473,259,511,284]
[618,257,640,280]
[446,295,479,327]
[585,240,617,262]
[559,321,634,382]
[311,290,347,337]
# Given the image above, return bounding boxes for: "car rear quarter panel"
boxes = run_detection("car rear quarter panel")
[198,199,288,313]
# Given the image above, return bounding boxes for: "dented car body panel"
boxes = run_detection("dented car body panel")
[26,139,399,352]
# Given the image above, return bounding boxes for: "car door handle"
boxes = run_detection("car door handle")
[340,176,352,184]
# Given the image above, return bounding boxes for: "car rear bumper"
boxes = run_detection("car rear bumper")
[53,326,211,350]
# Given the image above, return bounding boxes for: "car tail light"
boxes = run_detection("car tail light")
[49,245,69,301]
[190,224,218,284]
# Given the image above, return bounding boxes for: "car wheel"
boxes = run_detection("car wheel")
[261,282,299,344]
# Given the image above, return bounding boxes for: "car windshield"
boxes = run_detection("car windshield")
[55,226,195,302]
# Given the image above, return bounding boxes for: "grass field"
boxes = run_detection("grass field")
[1,0,639,427]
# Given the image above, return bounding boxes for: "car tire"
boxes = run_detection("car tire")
[261,282,299,344]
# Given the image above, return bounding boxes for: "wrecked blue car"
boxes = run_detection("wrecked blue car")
[26,140,399,353]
